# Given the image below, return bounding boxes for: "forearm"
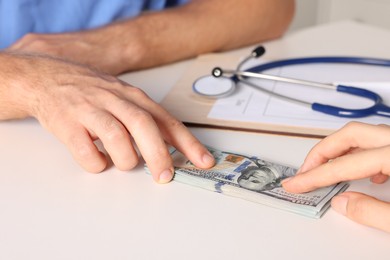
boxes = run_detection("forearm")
[117,0,295,71]
[7,0,294,75]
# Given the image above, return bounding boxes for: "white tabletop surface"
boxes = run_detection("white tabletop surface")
[1,21,390,260]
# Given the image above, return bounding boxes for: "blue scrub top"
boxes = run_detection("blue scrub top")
[0,0,189,49]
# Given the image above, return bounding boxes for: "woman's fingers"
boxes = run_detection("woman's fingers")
[299,122,390,173]
[332,191,390,233]
[283,146,390,193]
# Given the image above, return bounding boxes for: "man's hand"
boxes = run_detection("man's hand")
[0,52,215,183]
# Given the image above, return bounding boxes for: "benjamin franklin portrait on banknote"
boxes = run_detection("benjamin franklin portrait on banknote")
[237,158,296,192]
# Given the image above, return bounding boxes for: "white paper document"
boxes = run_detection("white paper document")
[208,61,390,130]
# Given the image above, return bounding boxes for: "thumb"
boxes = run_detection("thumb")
[332,191,390,233]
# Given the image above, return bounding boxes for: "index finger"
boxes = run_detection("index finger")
[282,146,390,193]
[299,122,390,173]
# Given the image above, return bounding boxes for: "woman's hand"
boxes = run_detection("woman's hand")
[282,122,390,232]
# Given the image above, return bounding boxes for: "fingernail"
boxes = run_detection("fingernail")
[158,169,173,184]
[331,195,348,216]
[202,152,215,166]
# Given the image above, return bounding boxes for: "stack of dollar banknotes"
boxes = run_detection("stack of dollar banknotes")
[144,147,348,218]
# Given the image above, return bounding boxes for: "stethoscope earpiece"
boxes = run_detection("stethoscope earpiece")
[251,46,266,58]
[211,67,223,78]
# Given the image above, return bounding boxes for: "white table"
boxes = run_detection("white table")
[1,21,390,260]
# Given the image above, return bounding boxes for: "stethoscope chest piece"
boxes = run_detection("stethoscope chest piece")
[192,75,235,98]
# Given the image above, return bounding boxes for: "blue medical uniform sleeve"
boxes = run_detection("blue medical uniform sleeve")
[0,0,189,49]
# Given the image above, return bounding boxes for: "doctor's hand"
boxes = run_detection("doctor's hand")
[0,52,215,182]
[282,122,390,233]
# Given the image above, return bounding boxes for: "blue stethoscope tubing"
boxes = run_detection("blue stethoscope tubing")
[239,56,390,118]
[193,49,390,118]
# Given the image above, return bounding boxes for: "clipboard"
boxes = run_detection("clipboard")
[160,53,333,137]
[161,50,390,138]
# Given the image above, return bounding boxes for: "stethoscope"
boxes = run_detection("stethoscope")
[192,46,390,118]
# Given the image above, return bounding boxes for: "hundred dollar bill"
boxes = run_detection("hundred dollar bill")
[145,147,348,218]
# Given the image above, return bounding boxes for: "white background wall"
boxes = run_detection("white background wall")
[290,0,390,32]
[289,0,318,31]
